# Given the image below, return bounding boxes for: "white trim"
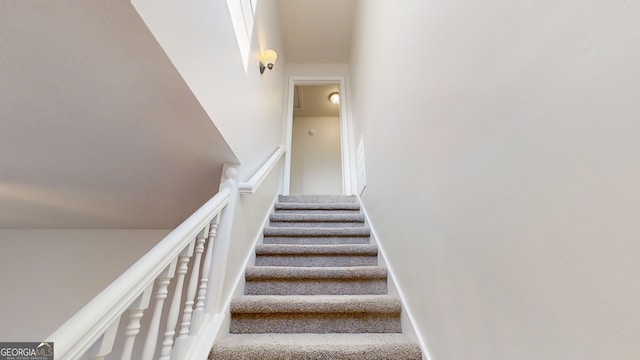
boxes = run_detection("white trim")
[282,78,295,195]
[356,195,434,360]
[47,189,232,359]
[226,0,256,71]
[282,76,353,195]
[356,134,367,195]
[185,313,225,359]
[198,193,278,353]
[187,160,280,359]
[239,145,285,194]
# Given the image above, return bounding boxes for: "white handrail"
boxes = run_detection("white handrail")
[239,144,285,194]
[47,144,285,360]
[46,188,231,360]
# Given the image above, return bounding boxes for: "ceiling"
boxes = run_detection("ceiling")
[0,1,237,228]
[294,85,341,117]
[277,0,358,63]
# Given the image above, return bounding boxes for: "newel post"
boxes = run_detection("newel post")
[205,164,239,314]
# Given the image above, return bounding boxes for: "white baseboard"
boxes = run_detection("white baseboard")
[216,192,279,334]
[356,195,433,360]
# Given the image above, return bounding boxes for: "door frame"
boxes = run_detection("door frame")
[282,76,353,195]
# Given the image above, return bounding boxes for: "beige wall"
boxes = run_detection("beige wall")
[349,1,640,359]
[291,116,342,194]
[0,229,169,341]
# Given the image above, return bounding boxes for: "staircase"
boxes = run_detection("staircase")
[210,195,422,359]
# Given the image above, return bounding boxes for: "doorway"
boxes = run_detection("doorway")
[283,77,352,195]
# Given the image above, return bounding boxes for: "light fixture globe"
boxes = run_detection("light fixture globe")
[259,49,278,74]
[328,92,340,105]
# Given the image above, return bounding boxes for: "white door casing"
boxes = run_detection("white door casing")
[282,76,353,195]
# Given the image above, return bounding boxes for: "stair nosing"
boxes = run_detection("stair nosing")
[230,295,402,314]
[255,244,377,255]
[274,203,361,210]
[263,227,371,237]
[245,266,387,280]
[270,213,365,222]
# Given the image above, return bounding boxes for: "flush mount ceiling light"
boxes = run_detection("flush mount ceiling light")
[259,49,278,75]
[328,92,340,105]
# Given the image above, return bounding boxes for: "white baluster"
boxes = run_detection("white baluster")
[86,318,119,360]
[158,240,196,360]
[120,285,153,360]
[172,227,209,358]
[140,259,178,360]
[191,215,220,333]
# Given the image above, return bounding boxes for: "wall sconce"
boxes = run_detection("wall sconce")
[328,92,340,105]
[259,49,278,75]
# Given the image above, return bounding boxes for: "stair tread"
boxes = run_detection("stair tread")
[255,244,377,255]
[214,194,421,358]
[270,213,365,222]
[278,195,358,203]
[211,333,422,360]
[246,266,387,280]
[274,202,361,210]
[264,227,371,237]
[231,295,401,314]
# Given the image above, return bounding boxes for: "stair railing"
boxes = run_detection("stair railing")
[46,167,240,360]
[239,144,285,194]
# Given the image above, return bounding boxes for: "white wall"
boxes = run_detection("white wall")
[291,116,342,194]
[131,0,289,310]
[0,229,169,341]
[132,0,286,180]
[349,1,640,359]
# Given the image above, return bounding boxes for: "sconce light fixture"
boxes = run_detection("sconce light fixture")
[259,49,278,75]
[328,92,340,105]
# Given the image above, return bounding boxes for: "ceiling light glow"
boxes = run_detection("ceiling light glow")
[328,92,340,105]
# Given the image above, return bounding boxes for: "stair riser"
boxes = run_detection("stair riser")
[264,227,370,237]
[212,195,422,360]
[211,347,421,360]
[210,334,423,360]
[275,205,361,211]
[255,255,378,267]
[230,313,402,334]
[263,237,371,245]
[245,279,388,295]
[269,221,365,228]
[270,214,365,222]
[274,210,361,215]
[278,195,358,203]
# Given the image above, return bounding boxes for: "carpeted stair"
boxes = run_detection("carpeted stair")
[210,195,422,359]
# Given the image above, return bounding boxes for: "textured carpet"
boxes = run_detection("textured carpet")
[244,266,388,295]
[210,195,421,359]
[210,334,422,360]
[254,244,379,267]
